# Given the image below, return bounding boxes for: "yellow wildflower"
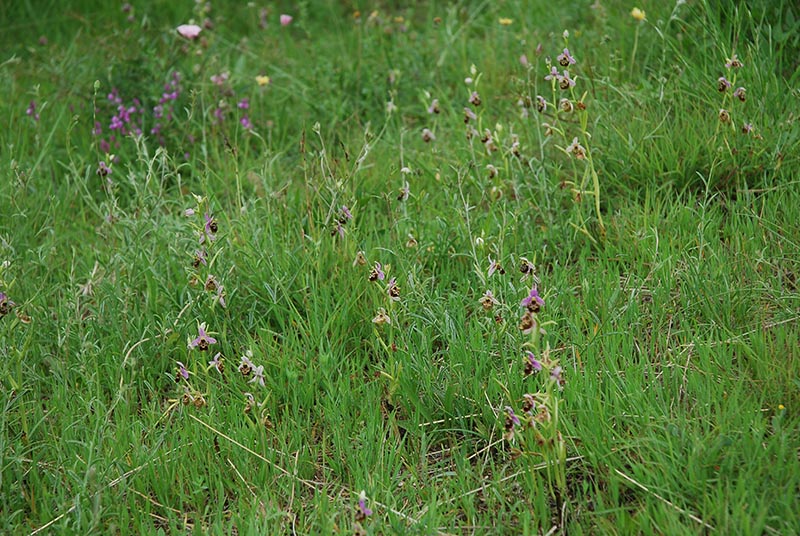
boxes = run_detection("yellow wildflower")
[499,17,513,26]
[631,7,646,21]
[255,75,271,86]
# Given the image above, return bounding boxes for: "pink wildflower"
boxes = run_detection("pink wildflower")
[177,24,202,39]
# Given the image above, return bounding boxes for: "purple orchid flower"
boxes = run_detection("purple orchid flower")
[249,365,266,387]
[176,361,190,380]
[521,287,545,311]
[557,47,576,67]
[189,324,217,351]
[526,351,543,373]
[0,292,16,317]
[505,406,521,427]
[208,352,223,373]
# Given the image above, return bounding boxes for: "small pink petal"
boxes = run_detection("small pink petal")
[280,14,293,26]
[177,24,202,39]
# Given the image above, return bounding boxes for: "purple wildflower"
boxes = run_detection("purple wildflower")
[519,257,536,280]
[369,262,385,282]
[567,137,586,159]
[240,116,253,129]
[480,290,499,310]
[463,107,477,123]
[725,54,743,69]
[519,311,536,335]
[521,287,544,312]
[341,205,353,220]
[557,48,576,67]
[545,66,559,81]
[237,98,250,109]
[333,220,345,239]
[718,76,732,92]
[505,406,521,426]
[213,285,226,308]
[550,365,563,384]
[239,354,255,376]
[525,351,543,374]
[213,107,225,123]
[193,249,207,267]
[522,393,536,414]
[427,98,440,114]
[211,72,229,86]
[397,182,410,201]
[0,292,15,317]
[208,352,223,373]
[488,256,505,278]
[733,87,746,102]
[109,115,124,130]
[204,274,220,291]
[386,277,401,301]
[26,100,39,121]
[558,70,576,90]
[176,361,190,380]
[356,491,373,521]
[249,365,266,387]
[189,323,217,351]
[97,161,112,177]
[469,91,481,106]
[202,213,218,243]
[504,406,521,440]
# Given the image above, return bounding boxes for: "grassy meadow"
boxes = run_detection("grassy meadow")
[1,0,799,533]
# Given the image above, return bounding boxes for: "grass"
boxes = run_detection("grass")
[1,0,799,534]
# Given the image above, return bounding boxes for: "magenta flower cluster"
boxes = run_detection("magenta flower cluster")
[94,71,184,155]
